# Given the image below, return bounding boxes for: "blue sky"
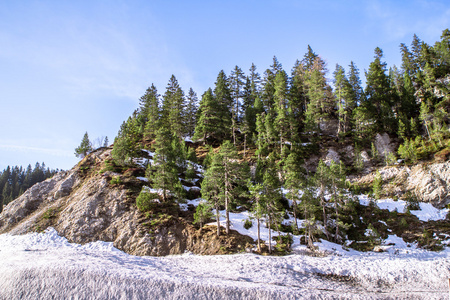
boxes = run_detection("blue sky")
[1,0,449,170]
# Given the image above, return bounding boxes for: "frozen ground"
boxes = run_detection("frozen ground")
[0,227,449,299]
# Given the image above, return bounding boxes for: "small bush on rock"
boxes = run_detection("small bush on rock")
[136,189,160,212]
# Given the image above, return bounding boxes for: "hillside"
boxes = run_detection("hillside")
[0,138,449,256]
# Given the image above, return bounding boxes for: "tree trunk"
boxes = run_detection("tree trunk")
[243,134,247,158]
[292,199,299,233]
[225,163,230,235]
[257,217,261,252]
[216,205,221,237]
[268,215,272,254]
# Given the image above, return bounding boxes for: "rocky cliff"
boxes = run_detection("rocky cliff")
[0,148,252,256]
[354,161,450,208]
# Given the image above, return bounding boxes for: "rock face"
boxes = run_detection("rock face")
[0,148,252,256]
[374,133,396,158]
[355,161,450,208]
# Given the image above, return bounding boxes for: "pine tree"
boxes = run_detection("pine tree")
[103,136,109,147]
[261,156,282,254]
[304,57,333,132]
[333,64,355,135]
[112,117,140,165]
[229,66,245,145]
[248,180,265,252]
[161,75,185,139]
[74,132,92,158]
[218,141,248,234]
[185,88,198,138]
[193,202,214,230]
[289,59,307,135]
[283,152,305,233]
[147,127,183,202]
[364,47,396,134]
[273,70,290,155]
[141,84,160,140]
[314,160,331,240]
[299,186,319,249]
[255,113,269,159]
[193,88,221,143]
[214,70,233,141]
[261,57,282,113]
[302,45,318,70]
[328,161,347,243]
[201,151,225,236]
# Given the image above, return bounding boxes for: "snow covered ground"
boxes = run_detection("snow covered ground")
[1,227,449,299]
[358,194,450,222]
[1,195,449,299]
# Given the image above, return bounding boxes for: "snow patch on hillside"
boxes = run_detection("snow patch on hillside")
[358,195,449,221]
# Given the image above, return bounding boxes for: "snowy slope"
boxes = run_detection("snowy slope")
[1,228,449,299]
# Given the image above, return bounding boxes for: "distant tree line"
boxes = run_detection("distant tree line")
[0,163,59,212]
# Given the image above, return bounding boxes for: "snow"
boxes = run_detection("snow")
[358,195,449,222]
[1,228,449,299]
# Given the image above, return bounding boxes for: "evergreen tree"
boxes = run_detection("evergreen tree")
[194,88,222,143]
[229,65,245,144]
[348,61,364,106]
[141,84,160,140]
[213,70,233,141]
[282,152,305,233]
[302,45,318,70]
[289,59,307,135]
[273,70,290,155]
[2,183,12,206]
[74,132,93,158]
[185,88,199,138]
[201,150,225,236]
[304,57,333,132]
[333,64,355,135]
[299,186,320,249]
[328,161,348,243]
[201,141,247,235]
[161,75,185,139]
[364,47,396,134]
[147,127,183,202]
[112,117,140,165]
[219,141,248,234]
[248,180,265,252]
[193,202,214,230]
[261,56,282,113]
[261,156,282,254]
[314,159,331,239]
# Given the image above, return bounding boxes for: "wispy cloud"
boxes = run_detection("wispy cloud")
[0,144,73,158]
[364,0,450,42]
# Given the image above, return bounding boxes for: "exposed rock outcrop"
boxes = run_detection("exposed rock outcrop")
[355,161,450,208]
[374,133,396,158]
[0,148,253,256]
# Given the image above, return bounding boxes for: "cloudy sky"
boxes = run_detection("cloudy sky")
[1,0,449,170]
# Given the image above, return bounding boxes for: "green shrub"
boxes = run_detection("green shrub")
[193,203,214,228]
[136,189,159,212]
[42,208,57,219]
[372,170,382,200]
[243,219,253,230]
[399,217,408,229]
[109,176,122,185]
[274,234,293,253]
[404,191,420,211]
[385,152,397,166]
